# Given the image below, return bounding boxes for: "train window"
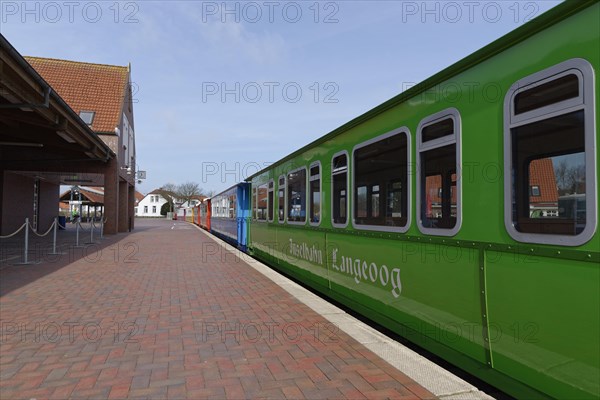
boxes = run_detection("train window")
[352,128,410,232]
[422,118,453,143]
[287,167,307,224]
[257,183,268,221]
[278,175,286,223]
[332,152,348,228]
[371,185,380,218]
[268,180,274,222]
[417,109,461,236]
[504,59,596,246]
[310,162,321,226]
[229,193,236,219]
[514,74,579,115]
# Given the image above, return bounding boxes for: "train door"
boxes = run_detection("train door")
[237,183,251,248]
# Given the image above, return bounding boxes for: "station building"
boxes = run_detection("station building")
[0,34,137,235]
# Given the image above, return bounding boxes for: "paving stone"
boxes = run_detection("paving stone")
[1,219,437,399]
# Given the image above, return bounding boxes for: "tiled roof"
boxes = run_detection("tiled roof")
[59,187,105,205]
[135,191,145,203]
[529,158,558,204]
[59,187,144,205]
[24,56,129,134]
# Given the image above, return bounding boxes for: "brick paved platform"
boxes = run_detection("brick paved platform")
[0,218,441,399]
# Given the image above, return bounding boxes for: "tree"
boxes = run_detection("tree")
[157,183,177,213]
[160,202,171,216]
[177,181,203,206]
[554,159,586,195]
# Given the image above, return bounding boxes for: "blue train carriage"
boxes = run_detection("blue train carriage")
[247,1,600,399]
[210,183,250,249]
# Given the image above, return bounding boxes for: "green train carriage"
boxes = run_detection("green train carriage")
[247,1,600,398]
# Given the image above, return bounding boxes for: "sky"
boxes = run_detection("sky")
[1,0,562,195]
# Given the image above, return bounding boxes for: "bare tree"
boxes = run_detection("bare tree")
[554,159,586,195]
[177,181,203,206]
[567,164,586,194]
[157,183,177,212]
[555,159,569,194]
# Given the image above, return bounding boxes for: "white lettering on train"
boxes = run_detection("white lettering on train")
[288,239,324,265]
[332,249,402,298]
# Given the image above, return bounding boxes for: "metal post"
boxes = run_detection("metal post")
[76,220,80,247]
[86,219,95,244]
[52,217,57,254]
[23,217,29,264]
[14,218,37,265]
[49,217,64,255]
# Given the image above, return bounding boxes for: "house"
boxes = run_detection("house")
[136,190,171,217]
[134,190,144,214]
[136,191,206,218]
[58,186,144,221]
[176,196,207,218]
[25,56,137,234]
[528,158,559,217]
[59,186,105,221]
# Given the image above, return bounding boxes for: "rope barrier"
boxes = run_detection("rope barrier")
[77,221,90,232]
[28,219,57,238]
[0,216,110,264]
[0,222,27,239]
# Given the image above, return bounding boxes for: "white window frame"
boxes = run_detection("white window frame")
[503,58,597,246]
[309,161,322,227]
[256,182,268,223]
[278,175,286,224]
[331,150,349,229]
[351,128,412,233]
[267,179,274,223]
[416,108,462,237]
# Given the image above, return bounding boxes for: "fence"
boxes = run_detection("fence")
[0,217,107,265]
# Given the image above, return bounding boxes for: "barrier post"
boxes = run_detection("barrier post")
[14,218,34,265]
[52,217,57,254]
[86,220,95,244]
[73,220,84,248]
[49,217,64,255]
[23,217,29,264]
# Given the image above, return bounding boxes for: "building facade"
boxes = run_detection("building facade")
[136,191,169,217]
[25,56,138,234]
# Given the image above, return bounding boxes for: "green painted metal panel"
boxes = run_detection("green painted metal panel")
[247,2,600,398]
[486,252,599,399]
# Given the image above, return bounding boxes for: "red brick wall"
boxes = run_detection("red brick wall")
[0,172,59,235]
[39,181,59,233]
[1,172,33,235]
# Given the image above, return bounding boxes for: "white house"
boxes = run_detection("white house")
[136,190,169,217]
[175,197,205,218]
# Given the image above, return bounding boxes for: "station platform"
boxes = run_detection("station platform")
[0,219,494,399]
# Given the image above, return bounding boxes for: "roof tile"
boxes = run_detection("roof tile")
[24,56,129,134]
